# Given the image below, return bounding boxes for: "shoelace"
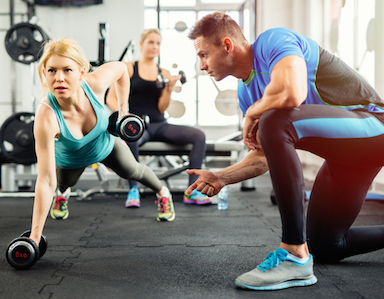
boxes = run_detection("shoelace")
[54,196,66,210]
[257,250,286,272]
[155,197,170,213]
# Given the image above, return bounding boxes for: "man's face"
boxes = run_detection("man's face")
[194,36,230,81]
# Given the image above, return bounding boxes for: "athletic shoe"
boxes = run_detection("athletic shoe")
[50,187,71,220]
[183,189,212,205]
[155,190,175,222]
[125,186,141,208]
[235,248,317,291]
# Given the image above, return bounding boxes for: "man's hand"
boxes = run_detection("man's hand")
[185,169,225,197]
[243,106,263,151]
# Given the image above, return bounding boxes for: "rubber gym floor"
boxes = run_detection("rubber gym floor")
[0,172,383,299]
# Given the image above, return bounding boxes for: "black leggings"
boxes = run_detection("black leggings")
[127,121,206,187]
[56,139,163,193]
[259,105,384,262]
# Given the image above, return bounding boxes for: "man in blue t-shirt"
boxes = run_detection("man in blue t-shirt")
[186,11,384,291]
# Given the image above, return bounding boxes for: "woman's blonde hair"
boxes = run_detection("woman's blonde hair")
[37,37,90,96]
[140,28,161,43]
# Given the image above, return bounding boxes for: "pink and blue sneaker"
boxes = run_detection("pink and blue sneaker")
[125,186,141,208]
[183,189,212,205]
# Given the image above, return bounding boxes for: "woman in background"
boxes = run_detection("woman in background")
[106,29,210,208]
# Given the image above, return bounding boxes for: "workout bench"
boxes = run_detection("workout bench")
[75,132,253,199]
[139,136,245,181]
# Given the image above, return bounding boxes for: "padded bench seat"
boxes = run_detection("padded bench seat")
[138,140,245,157]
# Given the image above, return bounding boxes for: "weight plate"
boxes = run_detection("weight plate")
[5,22,49,65]
[6,237,39,270]
[0,112,36,165]
[20,230,48,258]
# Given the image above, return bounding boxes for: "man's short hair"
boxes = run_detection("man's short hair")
[188,11,246,46]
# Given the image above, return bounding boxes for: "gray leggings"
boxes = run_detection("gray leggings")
[56,138,163,193]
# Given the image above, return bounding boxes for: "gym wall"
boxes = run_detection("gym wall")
[0,0,144,125]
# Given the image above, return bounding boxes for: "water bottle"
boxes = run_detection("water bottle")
[217,185,228,210]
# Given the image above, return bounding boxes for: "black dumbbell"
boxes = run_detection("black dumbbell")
[107,111,146,142]
[6,230,48,270]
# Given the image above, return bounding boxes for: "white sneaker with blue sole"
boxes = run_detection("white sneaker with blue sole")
[235,248,317,291]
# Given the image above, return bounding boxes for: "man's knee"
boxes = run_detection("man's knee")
[259,109,295,146]
[308,237,345,263]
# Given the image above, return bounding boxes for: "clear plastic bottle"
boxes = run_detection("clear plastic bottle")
[217,185,228,210]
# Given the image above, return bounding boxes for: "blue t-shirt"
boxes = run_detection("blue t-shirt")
[238,27,384,114]
[47,80,114,169]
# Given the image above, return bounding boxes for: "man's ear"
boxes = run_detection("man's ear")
[223,37,234,53]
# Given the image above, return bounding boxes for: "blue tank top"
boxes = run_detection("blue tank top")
[238,27,384,114]
[47,80,114,169]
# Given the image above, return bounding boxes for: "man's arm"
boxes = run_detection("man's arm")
[243,55,307,150]
[186,150,268,197]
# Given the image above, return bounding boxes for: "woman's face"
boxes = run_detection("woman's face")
[43,54,85,100]
[141,32,161,58]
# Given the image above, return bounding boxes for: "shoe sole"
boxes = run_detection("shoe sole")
[50,211,69,220]
[157,213,176,222]
[125,204,140,208]
[183,199,212,205]
[125,201,141,208]
[50,206,69,220]
[235,275,317,291]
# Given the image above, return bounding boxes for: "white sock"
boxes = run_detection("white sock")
[157,187,170,199]
[58,187,70,197]
[287,253,309,264]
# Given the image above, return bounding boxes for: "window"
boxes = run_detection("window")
[143,2,245,127]
[337,0,375,87]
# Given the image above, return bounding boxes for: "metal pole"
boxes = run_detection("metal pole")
[375,0,384,97]
[157,0,160,29]
[195,12,199,126]
[10,0,16,114]
[157,0,161,65]
[353,0,359,70]
[10,0,14,26]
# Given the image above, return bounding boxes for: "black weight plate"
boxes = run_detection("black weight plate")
[6,237,39,270]
[20,230,48,258]
[107,111,119,136]
[39,235,48,258]
[5,22,49,65]
[0,112,36,165]
[119,114,144,142]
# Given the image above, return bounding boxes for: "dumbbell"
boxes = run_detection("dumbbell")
[157,70,186,88]
[6,230,48,270]
[107,111,146,142]
[164,70,186,84]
